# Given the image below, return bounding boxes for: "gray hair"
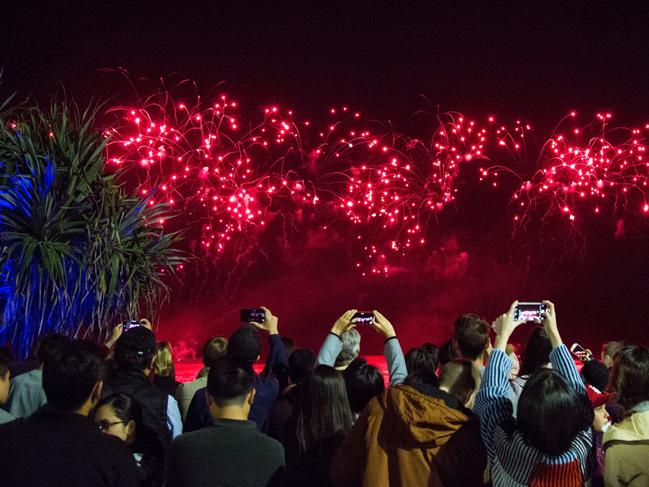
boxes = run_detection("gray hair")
[335,328,361,367]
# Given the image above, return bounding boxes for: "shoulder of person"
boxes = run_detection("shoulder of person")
[88,426,137,459]
[11,371,36,384]
[604,409,649,445]
[171,428,206,447]
[0,417,26,435]
[253,429,285,453]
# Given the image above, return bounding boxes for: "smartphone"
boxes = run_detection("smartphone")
[122,320,141,332]
[514,302,547,323]
[240,308,265,323]
[352,311,374,325]
[570,343,592,360]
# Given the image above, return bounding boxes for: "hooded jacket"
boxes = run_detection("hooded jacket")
[603,404,649,487]
[330,383,486,487]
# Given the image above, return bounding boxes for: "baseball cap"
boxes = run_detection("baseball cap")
[587,385,611,408]
[115,326,156,357]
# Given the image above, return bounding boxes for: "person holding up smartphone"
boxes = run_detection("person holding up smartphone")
[475,301,594,486]
[316,309,407,386]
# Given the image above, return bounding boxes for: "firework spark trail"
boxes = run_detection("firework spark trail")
[105,95,318,255]
[486,112,649,225]
[104,93,649,276]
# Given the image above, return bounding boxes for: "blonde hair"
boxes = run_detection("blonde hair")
[153,341,174,377]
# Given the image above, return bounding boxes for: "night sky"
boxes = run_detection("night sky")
[2,1,649,356]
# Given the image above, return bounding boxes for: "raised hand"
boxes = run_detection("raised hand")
[493,301,525,350]
[139,318,153,330]
[372,310,396,339]
[105,322,123,349]
[252,306,279,335]
[542,300,562,347]
[332,309,357,336]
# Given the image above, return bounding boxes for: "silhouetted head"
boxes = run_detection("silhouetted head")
[610,346,649,412]
[343,358,384,414]
[519,327,552,377]
[297,365,353,452]
[517,368,593,456]
[454,314,489,361]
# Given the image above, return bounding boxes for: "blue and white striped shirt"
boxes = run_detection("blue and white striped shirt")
[476,344,593,486]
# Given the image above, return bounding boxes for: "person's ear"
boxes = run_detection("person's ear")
[464,388,477,409]
[452,339,460,357]
[125,420,136,441]
[247,388,256,406]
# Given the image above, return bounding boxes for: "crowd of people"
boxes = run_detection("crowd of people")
[0,301,647,486]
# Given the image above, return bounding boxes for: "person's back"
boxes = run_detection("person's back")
[168,419,284,487]
[603,346,649,486]
[0,341,139,487]
[283,365,353,487]
[7,333,69,417]
[0,407,139,487]
[152,341,180,396]
[184,312,287,432]
[107,326,175,455]
[175,336,227,420]
[166,358,284,487]
[476,302,593,487]
[331,359,486,487]
[267,348,315,440]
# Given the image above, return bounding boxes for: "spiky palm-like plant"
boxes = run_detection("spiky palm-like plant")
[0,99,184,357]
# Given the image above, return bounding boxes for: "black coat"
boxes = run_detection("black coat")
[0,406,140,487]
[106,369,171,457]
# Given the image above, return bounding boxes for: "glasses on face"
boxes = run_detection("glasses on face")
[97,420,124,432]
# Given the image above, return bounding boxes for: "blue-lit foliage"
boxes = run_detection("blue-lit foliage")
[0,100,184,357]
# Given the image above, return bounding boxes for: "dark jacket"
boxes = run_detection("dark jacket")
[106,369,171,456]
[266,384,301,440]
[331,383,487,487]
[165,418,285,487]
[184,334,288,432]
[283,427,346,487]
[0,406,140,487]
[153,374,180,397]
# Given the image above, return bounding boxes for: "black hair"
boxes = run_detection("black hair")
[281,337,296,357]
[405,344,439,387]
[289,348,316,384]
[610,346,649,412]
[97,393,142,427]
[0,346,12,379]
[207,357,255,406]
[454,314,489,360]
[42,341,103,411]
[36,333,70,365]
[437,338,458,368]
[202,336,228,369]
[581,359,609,392]
[296,365,353,453]
[226,325,261,370]
[517,368,593,456]
[519,327,552,377]
[96,393,163,462]
[342,358,385,414]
